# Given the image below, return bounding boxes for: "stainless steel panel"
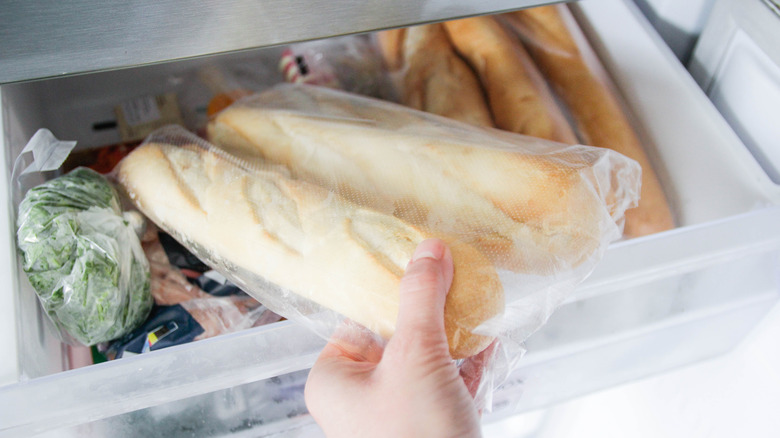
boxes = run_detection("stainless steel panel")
[0,0,556,84]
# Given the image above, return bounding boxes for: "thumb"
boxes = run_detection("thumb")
[390,239,454,355]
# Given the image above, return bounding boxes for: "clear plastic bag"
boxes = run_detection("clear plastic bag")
[14,130,153,346]
[117,84,640,410]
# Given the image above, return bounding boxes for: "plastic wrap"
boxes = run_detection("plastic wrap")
[118,84,640,409]
[13,131,153,346]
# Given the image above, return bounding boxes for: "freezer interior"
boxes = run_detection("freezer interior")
[1,0,780,436]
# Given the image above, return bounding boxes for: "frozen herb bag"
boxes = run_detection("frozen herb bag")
[16,167,152,346]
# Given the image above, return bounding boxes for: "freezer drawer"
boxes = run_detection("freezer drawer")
[2,0,779,436]
[6,212,779,437]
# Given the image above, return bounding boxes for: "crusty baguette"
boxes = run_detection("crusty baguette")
[503,5,674,237]
[444,16,577,143]
[399,23,495,127]
[118,141,503,359]
[207,85,636,274]
[376,28,406,71]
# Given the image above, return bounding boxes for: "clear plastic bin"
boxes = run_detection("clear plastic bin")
[1,0,779,436]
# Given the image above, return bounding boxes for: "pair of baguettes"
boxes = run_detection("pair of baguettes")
[378,5,674,238]
[118,81,639,358]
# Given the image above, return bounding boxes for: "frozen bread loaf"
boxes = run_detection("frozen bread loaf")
[117,140,503,359]
[208,85,639,274]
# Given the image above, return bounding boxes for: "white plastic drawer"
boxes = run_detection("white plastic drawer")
[1,0,779,436]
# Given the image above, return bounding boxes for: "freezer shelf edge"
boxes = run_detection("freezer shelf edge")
[0,0,560,85]
[574,206,780,303]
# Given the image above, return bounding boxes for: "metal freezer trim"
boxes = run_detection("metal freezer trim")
[0,0,558,84]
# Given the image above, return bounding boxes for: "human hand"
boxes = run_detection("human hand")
[304,238,482,438]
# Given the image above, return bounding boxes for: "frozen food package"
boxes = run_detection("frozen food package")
[278,34,398,102]
[117,84,640,410]
[13,130,153,346]
[103,299,281,360]
[500,4,675,237]
[196,62,275,120]
[101,223,283,359]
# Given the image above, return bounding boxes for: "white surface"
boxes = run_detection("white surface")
[483,301,780,437]
[632,0,715,61]
[690,0,780,92]
[709,29,780,184]
[0,87,20,387]
[635,0,715,33]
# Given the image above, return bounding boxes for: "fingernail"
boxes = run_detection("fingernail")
[412,250,437,261]
[411,239,444,262]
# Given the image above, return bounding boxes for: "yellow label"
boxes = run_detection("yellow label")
[115,93,183,142]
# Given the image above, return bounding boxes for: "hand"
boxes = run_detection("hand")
[305,238,482,437]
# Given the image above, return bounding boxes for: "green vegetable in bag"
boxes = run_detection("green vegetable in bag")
[16,167,152,346]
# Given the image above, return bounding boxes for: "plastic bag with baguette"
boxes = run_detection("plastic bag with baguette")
[118,85,639,407]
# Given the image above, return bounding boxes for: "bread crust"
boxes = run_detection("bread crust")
[399,23,495,127]
[503,5,674,237]
[444,16,578,143]
[376,28,406,71]
[118,142,503,359]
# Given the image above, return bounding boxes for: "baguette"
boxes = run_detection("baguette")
[444,16,577,143]
[376,28,406,71]
[117,141,503,359]
[399,23,495,127]
[503,5,674,237]
[207,85,635,274]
